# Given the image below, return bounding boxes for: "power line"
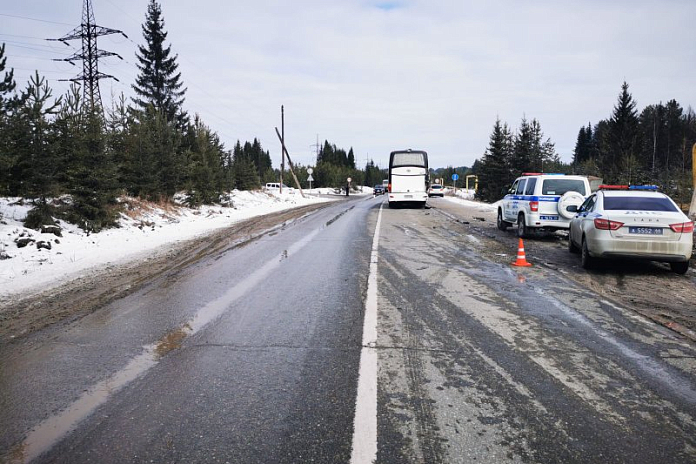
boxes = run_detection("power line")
[48,0,127,113]
[0,13,76,27]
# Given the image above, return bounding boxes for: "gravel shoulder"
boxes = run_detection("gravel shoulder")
[0,202,333,343]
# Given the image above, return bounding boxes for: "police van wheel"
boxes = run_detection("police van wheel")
[517,214,527,238]
[497,209,509,231]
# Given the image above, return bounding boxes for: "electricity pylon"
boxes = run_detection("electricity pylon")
[49,0,128,113]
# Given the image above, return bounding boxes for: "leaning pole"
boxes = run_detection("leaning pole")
[690,143,696,220]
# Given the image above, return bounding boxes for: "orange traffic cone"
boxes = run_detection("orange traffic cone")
[511,238,532,267]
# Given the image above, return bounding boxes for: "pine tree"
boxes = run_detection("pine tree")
[131,0,188,128]
[16,73,61,205]
[232,141,260,190]
[476,118,514,202]
[347,148,355,169]
[511,116,533,174]
[0,42,21,196]
[605,81,640,183]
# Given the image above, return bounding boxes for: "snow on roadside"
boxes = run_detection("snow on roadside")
[443,189,499,211]
[0,190,335,300]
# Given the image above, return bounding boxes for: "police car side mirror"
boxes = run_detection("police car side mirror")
[567,205,578,213]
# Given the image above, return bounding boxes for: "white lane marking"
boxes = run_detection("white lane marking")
[17,228,322,463]
[350,203,383,464]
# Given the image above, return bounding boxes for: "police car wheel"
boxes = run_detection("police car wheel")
[670,261,689,275]
[568,234,580,253]
[581,238,596,269]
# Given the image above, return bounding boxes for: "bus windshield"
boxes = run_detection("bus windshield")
[391,152,426,168]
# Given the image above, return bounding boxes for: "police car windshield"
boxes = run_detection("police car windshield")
[604,196,679,212]
[541,179,586,196]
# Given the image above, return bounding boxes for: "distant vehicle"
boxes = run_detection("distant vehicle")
[264,183,294,193]
[568,185,693,274]
[428,184,444,197]
[388,149,428,208]
[373,184,385,195]
[498,173,590,237]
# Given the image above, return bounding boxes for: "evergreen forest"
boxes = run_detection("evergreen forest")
[474,82,696,205]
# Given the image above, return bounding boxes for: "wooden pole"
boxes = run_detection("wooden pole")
[274,127,305,198]
[280,106,285,194]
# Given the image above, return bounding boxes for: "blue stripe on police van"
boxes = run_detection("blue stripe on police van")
[505,195,560,202]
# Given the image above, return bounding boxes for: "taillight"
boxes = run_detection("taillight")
[529,201,538,212]
[669,221,694,233]
[387,183,391,193]
[594,218,623,230]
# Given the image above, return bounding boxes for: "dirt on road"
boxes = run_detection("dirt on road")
[431,197,696,344]
[0,202,333,343]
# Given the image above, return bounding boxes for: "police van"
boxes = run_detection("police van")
[498,173,591,238]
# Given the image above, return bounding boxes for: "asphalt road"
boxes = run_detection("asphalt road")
[2,194,696,464]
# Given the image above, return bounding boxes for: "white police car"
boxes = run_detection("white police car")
[568,185,694,274]
[497,173,590,237]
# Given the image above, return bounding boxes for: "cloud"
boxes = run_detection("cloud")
[2,0,695,170]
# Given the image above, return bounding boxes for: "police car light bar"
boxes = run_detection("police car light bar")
[598,185,629,190]
[521,172,565,176]
[628,185,659,191]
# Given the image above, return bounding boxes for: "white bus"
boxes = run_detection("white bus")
[388,149,429,208]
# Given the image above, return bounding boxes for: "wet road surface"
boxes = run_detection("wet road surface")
[2,195,696,463]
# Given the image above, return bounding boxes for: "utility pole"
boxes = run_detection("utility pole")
[49,0,127,113]
[310,134,320,163]
[280,105,285,194]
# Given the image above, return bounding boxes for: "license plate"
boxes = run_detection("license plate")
[540,215,558,220]
[405,195,413,199]
[628,226,663,235]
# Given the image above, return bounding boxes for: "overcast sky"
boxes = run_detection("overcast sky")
[2,0,695,169]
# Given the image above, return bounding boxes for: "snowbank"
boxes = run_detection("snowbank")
[0,190,333,299]
[443,189,498,211]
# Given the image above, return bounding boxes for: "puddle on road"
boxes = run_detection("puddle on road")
[11,226,324,463]
[155,323,192,358]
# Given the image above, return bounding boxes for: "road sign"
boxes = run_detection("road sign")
[307,168,314,175]
[347,177,352,182]
[307,174,314,182]
[452,173,459,181]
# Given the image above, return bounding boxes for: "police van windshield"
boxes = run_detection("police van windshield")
[391,152,426,168]
[542,179,586,196]
[604,197,679,212]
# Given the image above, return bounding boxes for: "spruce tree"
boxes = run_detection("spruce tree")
[605,81,639,183]
[511,117,533,174]
[132,0,188,128]
[0,42,21,196]
[476,118,514,202]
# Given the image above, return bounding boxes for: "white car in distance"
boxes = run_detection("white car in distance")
[567,185,694,274]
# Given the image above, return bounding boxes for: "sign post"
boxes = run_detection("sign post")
[452,173,459,192]
[307,167,314,192]
[346,177,352,197]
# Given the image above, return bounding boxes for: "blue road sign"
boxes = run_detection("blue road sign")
[451,173,459,181]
